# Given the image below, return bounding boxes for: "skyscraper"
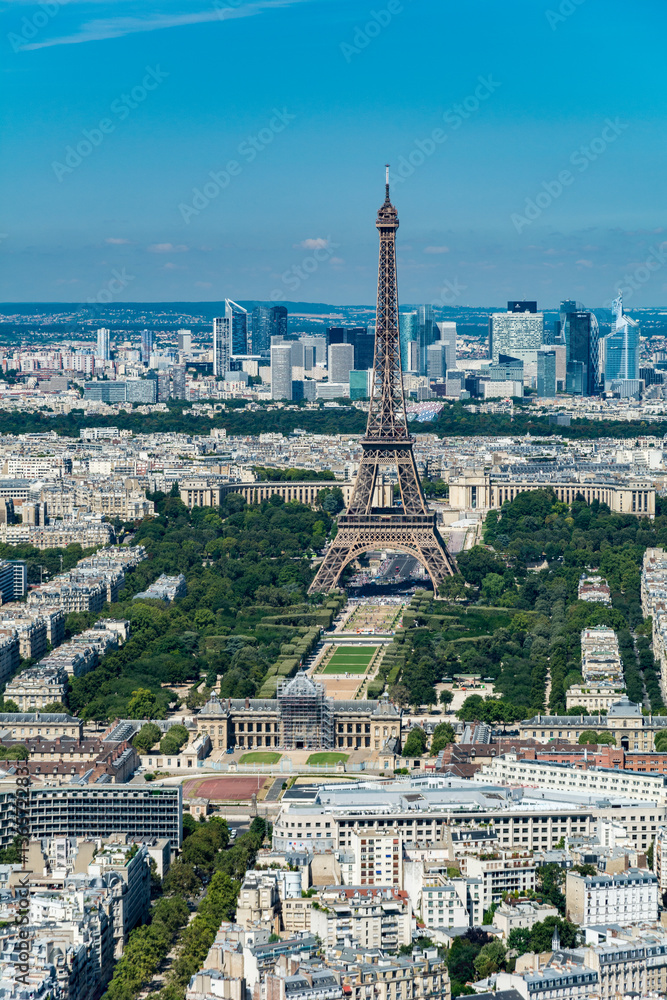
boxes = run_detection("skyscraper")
[436,321,457,371]
[140,329,153,365]
[400,312,419,371]
[156,372,171,402]
[272,305,288,340]
[213,316,228,377]
[354,330,375,371]
[300,335,327,364]
[226,299,248,355]
[417,305,436,376]
[489,303,543,363]
[271,344,293,400]
[602,292,639,384]
[559,301,600,396]
[172,364,186,400]
[537,349,557,398]
[177,329,192,353]
[426,342,447,380]
[96,327,110,361]
[252,306,272,354]
[349,370,371,400]
[328,343,355,384]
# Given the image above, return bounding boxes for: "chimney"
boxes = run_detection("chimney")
[245,697,250,709]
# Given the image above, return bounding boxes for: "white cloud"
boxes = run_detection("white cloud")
[105,237,132,245]
[576,259,594,268]
[423,246,449,254]
[294,238,330,250]
[148,242,188,254]
[20,0,315,51]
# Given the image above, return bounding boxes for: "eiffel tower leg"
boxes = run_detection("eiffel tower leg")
[309,533,357,594]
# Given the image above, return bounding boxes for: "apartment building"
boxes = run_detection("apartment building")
[474,752,667,804]
[0,781,182,849]
[580,626,623,684]
[4,665,68,710]
[0,631,19,688]
[309,887,411,952]
[566,869,659,925]
[463,851,536,907]
[346,829,403,887]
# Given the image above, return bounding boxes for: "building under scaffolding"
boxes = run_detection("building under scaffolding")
[277,672,335,750]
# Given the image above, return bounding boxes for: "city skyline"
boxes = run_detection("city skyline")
[2,0,667,305]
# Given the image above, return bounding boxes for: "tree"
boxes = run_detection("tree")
[655,730,667,752]
[456,546,506,588]
[160,724,190,754]
[133,722,162,753]
[402,726,427,757]
[0,744,29,760]
[508,926,531,956]
[473,940,506,978]
[317,487,345,515]
[536,864,566,913]
[127,687,162,720]
[430,722,455,755]
[578,729,600,745]
[439,689,454,708]
[162,861,201,896]
[388,684,411,708]
[41,701,69,713]
[528,916,579,952]
[0,699,19,713]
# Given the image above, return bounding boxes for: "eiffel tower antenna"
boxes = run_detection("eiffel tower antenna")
[309,170,457,594]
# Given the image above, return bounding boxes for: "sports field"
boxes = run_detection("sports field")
[183,776,269,800]
[307,751,349,766]
[322,645,375,674]
[239,751,281,764]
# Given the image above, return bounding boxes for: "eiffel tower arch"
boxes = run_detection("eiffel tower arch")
[309,170,457,594]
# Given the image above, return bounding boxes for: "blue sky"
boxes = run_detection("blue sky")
[1,0,667,307]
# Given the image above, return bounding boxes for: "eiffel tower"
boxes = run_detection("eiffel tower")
[309,169,457,594]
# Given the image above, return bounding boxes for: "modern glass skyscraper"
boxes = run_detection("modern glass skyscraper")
[96,327,110,360]
[271,344,293,400]
[140,329,153,365]
[559,300,600,396]
[212,316,228,377]
[226,299,248,355]
[537,349,557,397]
[418,304,436,376]
[602,293,640,383]
[399,311,418,371]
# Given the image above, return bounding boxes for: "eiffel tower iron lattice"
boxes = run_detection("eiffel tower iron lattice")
[309,169,457,594]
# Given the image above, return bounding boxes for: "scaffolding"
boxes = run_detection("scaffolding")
[277,672,335,750]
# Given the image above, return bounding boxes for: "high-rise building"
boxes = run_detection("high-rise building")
[140,329,153,365]
[271,344,293,401]
[559,301,600,396]
[290,341,305,367]
[225,299,248,356]
[172,364,186,400]
[156,372,170,402]
[354,330,375,371]
[177,329,192,353]
[601,292,640,384]
[436,321,457,370]
[96,328,110,361]
[328,343,355,384]
[426,342,447,380]
[252,306,273,354]
[299,335,326,364]
[303,345,315,371]
[537,349,557,398]
[272,305,288,339]
[489,303,543,363]
[213,316,228,377]
[400,312,419,372]
[349,370,371,400]
[417,305,436,376]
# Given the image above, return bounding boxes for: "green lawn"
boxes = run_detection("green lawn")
[307,752,349,766]
[323,646,375,673]
[239,751,281,764]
